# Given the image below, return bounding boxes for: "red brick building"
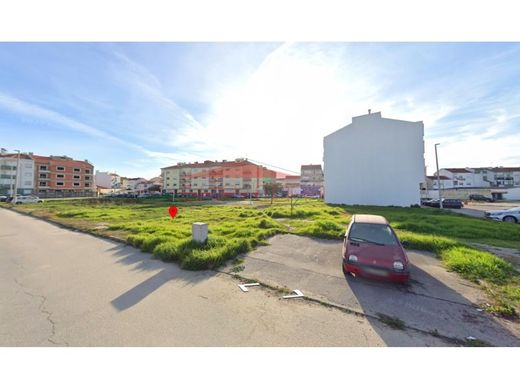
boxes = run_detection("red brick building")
[162,158,277,197]
[33,155,94,196]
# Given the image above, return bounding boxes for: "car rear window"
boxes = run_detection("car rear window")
[348,223,398,246]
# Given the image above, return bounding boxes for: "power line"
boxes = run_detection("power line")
[245,157,300,175]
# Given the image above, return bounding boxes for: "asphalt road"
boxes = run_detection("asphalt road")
[0,208,450,346]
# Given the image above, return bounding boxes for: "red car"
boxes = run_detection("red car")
[342,214,410,283]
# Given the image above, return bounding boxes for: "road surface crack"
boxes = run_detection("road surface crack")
[13,278,69,347]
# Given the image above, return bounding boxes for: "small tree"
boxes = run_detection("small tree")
[289,194,301,216]
[264,182,283,205]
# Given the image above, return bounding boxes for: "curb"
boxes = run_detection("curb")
[218,269,487,347]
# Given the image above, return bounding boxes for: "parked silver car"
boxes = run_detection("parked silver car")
[11,195,44,204]
[485,207,520,223]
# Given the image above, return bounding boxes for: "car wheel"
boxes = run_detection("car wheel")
[342,264,353,278]
[503,216,517,223]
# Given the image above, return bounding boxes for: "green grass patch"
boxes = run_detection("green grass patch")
[5,197,519,315]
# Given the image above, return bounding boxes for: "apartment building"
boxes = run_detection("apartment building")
[120,177,147,193]
[33,155,94,196]
[300,164,324,197]
[95,171,122,190]
[492,167,520,187]
[425,175,453,190]
[276,175,301,196]
[0,152,35,195]
[147,176,163,193]
[436,167,520,188]
[161,158,277,197]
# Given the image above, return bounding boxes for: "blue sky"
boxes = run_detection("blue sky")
[1,42,519,178]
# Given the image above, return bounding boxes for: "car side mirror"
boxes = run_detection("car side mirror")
[401,240,410,248]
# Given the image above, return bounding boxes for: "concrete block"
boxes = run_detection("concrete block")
[192,222,208,243]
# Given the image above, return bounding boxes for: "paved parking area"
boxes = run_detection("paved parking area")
[449,201,520,219]
[226,234,520,346]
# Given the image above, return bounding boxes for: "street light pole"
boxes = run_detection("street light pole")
[434,143,442,209]
[13,149,21,197]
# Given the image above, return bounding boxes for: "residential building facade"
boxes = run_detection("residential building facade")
[300,164,323,197]
[161,158,277,197]
[121,177,147,193]
[95,171,122,190]
[435,167,520,189]
[276,175,301,196]
[0,152,35,195]
[425,175,453,190]
[33,155,94,197]
[324,112,425,206]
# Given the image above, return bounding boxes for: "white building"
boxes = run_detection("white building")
[94,171,121,190]
[0,152,35,195]
[425,175,453,190]
[123,177,147,193]
[323,112,425,206]
[437,168,479,188]
[300,165,324,197]
[276,175,301,196]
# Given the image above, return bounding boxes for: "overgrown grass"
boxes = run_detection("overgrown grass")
[4,197,519,316]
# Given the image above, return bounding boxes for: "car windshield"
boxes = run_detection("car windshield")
[349,223,398,246]
[508,207,520,212]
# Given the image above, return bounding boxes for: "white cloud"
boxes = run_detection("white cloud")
[0,91,197,168]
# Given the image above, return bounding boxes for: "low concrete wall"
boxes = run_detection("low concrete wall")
[422,188,492,200]
[504,187,520,201]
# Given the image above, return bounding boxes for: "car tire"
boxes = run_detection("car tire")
[503,216,517,223]
[342,264,353,278]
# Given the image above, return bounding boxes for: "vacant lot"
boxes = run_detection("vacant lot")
[3,197,519,317]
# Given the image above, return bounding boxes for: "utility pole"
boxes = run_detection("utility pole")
[434,143,442,209]
[13,150,21,197]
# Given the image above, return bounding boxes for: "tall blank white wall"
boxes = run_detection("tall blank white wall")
[324,113,425,207]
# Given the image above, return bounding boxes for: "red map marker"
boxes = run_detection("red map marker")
[168,205,178,219]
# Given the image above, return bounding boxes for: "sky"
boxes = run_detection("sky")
[0,42,519,178]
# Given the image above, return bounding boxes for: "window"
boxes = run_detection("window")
[23,181,31,186]
[57,174,64,178]
[57,166,65,171]
[56,182,64,186]
[73,182,80,186]
[74,168,81,172]
[39,173,47,178]
[348,223,398,246]
[73,175,80,179]
[85,183,90,187]
[85,169,91,174]
[85,176,91,180]
[40,165,48,170]
[39,181,47,187]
